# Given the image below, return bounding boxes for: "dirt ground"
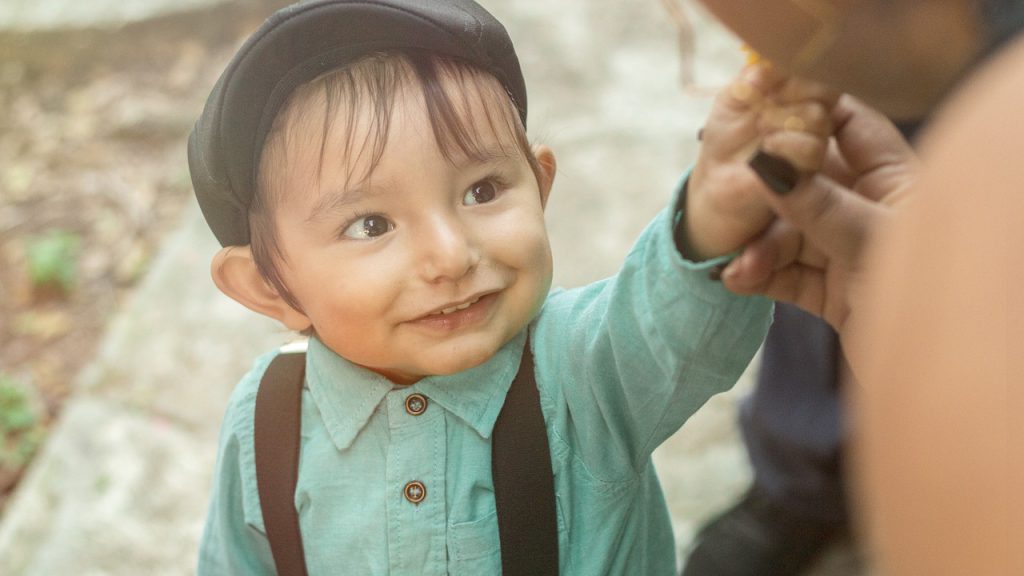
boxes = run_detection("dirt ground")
[0,1,289,508]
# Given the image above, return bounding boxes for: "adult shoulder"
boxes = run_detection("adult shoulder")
[854,33,1024,576]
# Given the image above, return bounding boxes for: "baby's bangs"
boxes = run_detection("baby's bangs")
[318,53,403,192]
[405,53,533,169]
[266,52,531,196]
[261,53,417,201]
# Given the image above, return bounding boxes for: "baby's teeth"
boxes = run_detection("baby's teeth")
[439,299,477,315]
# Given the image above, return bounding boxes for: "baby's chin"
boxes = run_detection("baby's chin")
[432,323,534,375]
[362,337,510,385]
[430,337,516,375]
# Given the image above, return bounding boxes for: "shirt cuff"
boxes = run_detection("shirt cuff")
[669,170,737,267]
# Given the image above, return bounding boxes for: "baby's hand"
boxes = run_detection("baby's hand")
[682,63,839,260]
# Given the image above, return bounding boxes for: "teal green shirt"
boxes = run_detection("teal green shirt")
[198,197,772,575]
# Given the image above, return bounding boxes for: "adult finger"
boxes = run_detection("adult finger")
[820,138,855,188]
[747,156,888,268]
[831,95,919,201]
[720,227,789,291]
[724,261,830,322]
[720,218,825,288]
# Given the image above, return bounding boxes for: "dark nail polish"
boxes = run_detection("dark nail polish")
[697,127,705,141]
[748,150,799,195]
[708,264,726,282]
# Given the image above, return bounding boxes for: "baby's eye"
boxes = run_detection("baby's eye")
[341,214,393,239]
[463,180,499,206]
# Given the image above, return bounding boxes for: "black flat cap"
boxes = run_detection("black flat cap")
[188,0,527,247]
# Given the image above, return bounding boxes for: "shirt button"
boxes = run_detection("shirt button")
[405,393,428,416]
[404,481,426,505]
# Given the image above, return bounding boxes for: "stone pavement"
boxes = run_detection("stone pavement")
[0,0,864,574]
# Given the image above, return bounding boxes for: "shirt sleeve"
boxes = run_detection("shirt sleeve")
[197,355,277,576]
[531,173,773,480]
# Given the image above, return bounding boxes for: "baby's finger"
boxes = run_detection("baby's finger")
[758,101,833,137]
[759,130,829,173]
[720,62,786,112]
[742,62,788,101]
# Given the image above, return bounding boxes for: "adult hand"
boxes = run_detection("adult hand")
[720,95,919,337]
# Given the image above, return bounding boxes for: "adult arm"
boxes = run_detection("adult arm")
[853,36,1024,576]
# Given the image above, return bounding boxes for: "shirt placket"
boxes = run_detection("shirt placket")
[385,389,447,574]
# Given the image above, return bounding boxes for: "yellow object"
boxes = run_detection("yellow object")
[741,44,762,66]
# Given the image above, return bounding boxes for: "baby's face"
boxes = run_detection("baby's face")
[268,82,554,384]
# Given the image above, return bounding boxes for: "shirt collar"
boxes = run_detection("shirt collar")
[305,331,527,451]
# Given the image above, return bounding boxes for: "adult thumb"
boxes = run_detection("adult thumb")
[749,150,888,269]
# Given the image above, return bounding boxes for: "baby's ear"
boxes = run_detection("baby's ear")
[532,144,557,209]
[210,246,312,331]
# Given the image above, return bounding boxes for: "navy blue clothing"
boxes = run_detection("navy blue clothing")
[739,118,925,527]
[740,305,846,524]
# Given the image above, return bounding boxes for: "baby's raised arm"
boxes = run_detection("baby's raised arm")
[681,62,839,260]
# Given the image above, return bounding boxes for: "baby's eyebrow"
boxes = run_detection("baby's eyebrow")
[306,184,382,222]
[452,145,518,168]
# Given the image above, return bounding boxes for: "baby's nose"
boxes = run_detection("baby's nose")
[416,216,480,282]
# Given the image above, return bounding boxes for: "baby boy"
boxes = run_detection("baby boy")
[189,0,834,573]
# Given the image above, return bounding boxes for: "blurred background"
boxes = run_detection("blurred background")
[0,0,855,573]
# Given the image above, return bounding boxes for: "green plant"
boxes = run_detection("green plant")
[25,229,81,295]
[0,376,43,470]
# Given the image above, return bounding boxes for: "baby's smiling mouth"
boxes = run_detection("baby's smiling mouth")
[411,291,499,327]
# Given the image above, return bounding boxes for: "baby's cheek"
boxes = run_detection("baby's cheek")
[490,210,549,259]
[505,223,552,304]
[528,240,555,309]
[523,229,553,278]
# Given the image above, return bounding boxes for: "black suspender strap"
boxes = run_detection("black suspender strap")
[492,341,560,575]
[254,351,308,576]
[253,338,558,575]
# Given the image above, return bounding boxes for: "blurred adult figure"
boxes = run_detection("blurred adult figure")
[682,1,1024,575]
